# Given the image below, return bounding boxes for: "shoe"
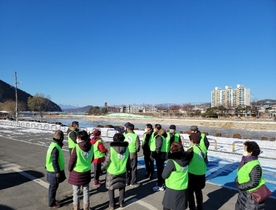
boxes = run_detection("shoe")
[109,205,114,210]
[144,172,150,178]
[153,185,165,192]
[119,204,124,208]
[126,182,130,186]
[93,181,101,187]
[49,204,60,209]
[98,180,105,184]
[130,183,140,188]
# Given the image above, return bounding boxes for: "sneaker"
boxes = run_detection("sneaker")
[130,183,140,188]
[93,181,101,187]
[153,185,165,192]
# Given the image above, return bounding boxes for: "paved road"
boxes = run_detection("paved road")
[0,125,275,210]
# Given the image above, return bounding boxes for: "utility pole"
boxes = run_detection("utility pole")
[14,72,21,124]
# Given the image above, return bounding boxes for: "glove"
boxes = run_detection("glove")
[56,173,60,178]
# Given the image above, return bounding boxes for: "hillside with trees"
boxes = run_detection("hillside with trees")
[0,80,62,116]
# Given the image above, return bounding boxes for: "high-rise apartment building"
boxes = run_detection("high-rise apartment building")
[211,84,250,107]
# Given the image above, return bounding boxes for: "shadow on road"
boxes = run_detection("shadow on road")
[0,205,15,210]
[0,170,44,190]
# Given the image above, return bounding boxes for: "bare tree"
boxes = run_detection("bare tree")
[0,100,26,119]
[27,94,50,121]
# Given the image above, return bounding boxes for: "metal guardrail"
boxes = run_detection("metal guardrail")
[232,140,245,153]
[0,120,276,159]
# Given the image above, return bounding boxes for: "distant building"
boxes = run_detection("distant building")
[120,105,157,114]
[211,84,250,107]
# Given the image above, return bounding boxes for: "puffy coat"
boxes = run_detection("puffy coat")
[235,164,265,210]
[68,140,92,186]
[162,151,192,210]
[101,141,130,190]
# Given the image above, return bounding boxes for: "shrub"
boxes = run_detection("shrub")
[261,136,267,141]
[233,133,241,139]
[215,132,221,137]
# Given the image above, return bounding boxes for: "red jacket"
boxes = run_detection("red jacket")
[90,136,108,164]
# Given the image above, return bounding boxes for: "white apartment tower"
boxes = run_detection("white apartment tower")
[211,84,250,107]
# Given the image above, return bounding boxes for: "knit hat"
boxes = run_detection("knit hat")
[190,125,198,131]
[169,125,176,130]
[124,122,131,128]
[53,130,64,141]
[93,129,101,136]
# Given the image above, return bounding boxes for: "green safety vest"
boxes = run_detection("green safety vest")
[93,139,105,159]
[149,133,167,152]
[45,142,65,172]
[124,132,138,153]
[106,147,129,175]
[68,130,77,149]
[165,160,188,190]
[199,133,207,153]
[237,160,265,192]
[165,132,181,152]
[149,133,157,152]
[188,145,206,175]
[73,144,93,173]
[142,133,151,145]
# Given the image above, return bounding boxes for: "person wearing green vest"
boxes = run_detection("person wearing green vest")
[235,141,267,210]
[187,133,207,210]
[124,123,140,187]
[67,121,79,156]
[45,130,66,209]
[190,125,209,164]
[90,128,108,187]
[166,124,182,155]
[151,124,168,192]
[68,130,93,210]
[162,142,192,210]
[142,123,154,179]
[101,133,130,210]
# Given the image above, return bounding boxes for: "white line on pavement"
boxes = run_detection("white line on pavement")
[0,160,49,189]
[123,198,158,210]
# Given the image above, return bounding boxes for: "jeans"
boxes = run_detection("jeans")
[72,184,90,205]
[47,172,59,207]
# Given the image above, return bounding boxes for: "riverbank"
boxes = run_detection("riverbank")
[44,114,276,132]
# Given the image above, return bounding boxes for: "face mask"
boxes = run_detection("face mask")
[243,151,248,156]
[169,129,175,133]
[144,128,148,132]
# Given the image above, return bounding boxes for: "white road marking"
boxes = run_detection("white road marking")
[123,198,158,210]
[0,160,49,189]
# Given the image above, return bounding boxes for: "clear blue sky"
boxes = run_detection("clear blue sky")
[1,1,275,107]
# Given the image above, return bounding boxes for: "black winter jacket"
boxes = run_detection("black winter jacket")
[235,163,265,210]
